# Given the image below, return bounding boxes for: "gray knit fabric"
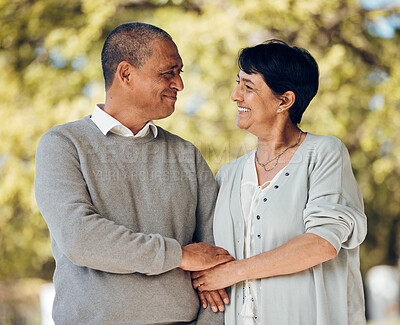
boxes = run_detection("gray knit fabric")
[35,116,222,325]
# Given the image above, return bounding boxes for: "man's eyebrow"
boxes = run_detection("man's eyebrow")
[159,64,184,73]
[237,74,254,84]
[169,64,184,70]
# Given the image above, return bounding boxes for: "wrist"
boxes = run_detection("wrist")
[234,259,248,282]
[179,246,187,269]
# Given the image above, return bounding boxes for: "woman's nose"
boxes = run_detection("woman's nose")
[231,85,242,102]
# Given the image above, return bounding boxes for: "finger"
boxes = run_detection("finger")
[192,278,201,290]
[213,246,232,256]
[218,288,230,305]
[198,282,205,292]
[204,291,218,313]
[210,290,225,312]
[216,254,235,262]
[208,254,234,268]
[198,291,208,309]
[191,271,205,279]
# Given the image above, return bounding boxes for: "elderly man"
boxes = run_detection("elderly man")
[35,22,232,324]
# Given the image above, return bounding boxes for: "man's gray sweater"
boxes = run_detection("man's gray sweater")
[34,116,221,324]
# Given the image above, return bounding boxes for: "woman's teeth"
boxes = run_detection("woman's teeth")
[238,107,250,112]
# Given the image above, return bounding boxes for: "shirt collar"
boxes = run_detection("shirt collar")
[90,104,158,138]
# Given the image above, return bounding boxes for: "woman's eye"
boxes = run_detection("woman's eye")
[236,80,252,90]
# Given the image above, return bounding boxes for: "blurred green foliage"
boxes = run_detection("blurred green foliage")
[0,0,399,281]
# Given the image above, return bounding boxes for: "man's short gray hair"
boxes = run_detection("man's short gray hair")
[101,22,173,90]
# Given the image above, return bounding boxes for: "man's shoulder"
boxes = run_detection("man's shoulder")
[156,127,198,151]
[45,116,91,135]
[39,116,93,147]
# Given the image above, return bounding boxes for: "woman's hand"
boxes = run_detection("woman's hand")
[192,261,240,292]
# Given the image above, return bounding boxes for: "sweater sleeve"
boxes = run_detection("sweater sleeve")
[192,148,218,245]
[34,129,182,275]
[303,137,367,253]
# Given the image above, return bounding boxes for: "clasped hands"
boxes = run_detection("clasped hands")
[180,242,235,312]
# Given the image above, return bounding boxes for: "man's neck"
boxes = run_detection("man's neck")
[102,99,149,136]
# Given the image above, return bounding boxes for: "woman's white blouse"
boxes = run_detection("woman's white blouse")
[213,133,367,325]
[240,152,285,324]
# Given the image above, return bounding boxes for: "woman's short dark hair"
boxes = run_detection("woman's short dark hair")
[238,40,319,125]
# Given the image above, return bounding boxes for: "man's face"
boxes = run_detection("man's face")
[130,39,184,121]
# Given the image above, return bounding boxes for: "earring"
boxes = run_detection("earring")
[278,108,282,112]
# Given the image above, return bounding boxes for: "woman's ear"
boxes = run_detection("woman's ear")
[278,91,295,111]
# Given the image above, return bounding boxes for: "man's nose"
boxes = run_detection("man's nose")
[171,75,184,92]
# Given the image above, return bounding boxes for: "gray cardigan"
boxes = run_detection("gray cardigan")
[213,133,367,325]
[35,116,222,325]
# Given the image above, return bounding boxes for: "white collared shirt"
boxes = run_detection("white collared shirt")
[90,104,158,138]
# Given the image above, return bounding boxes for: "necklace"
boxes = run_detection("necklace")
[255,130,302,172]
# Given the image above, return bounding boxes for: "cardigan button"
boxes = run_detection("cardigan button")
[263,197,267,202]
[285,172,290,176]
[257,234,261,238]
[256,215,260,220]
[274,185,279,189]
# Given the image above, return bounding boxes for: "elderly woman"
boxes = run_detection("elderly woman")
[192,40,367,324]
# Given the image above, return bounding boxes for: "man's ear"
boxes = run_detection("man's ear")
[278,91,295,111]
[115,61,133,85]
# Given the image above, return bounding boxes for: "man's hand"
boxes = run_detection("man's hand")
[198,289,230,312]
[179,242,234,271]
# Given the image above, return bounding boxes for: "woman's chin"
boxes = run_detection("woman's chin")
[235,118,248,130]
[235,121,246,130]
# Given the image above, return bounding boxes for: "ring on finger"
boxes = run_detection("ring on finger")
[196,279,201,287]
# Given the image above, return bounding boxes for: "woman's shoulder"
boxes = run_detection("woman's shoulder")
[216,150,255,181]
[305,133,346,154]
[303,133,350,165]
[306,133,343,146]
[219,150,254,172]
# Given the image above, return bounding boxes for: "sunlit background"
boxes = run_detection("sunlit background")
[0,0,399,324]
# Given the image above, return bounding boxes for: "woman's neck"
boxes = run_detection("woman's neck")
[256,123,301,162]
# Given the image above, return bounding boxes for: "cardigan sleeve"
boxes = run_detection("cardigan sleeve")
[35,129,183,275]
[190,149,224,325]
[302,137,367,253]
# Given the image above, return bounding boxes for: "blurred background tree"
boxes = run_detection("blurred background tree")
[0,0,399,285]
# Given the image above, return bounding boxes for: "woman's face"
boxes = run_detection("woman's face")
[231,70,281,135]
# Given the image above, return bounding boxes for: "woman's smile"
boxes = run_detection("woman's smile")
[238,106,251,112]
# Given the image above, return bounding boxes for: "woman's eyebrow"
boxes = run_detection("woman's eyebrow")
[237,74,255,84]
